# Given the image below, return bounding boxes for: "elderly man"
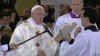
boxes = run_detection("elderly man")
[5,5,57,56]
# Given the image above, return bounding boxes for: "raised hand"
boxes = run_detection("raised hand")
[64,33,72,42]
[74,26,82,38]
[9,43,18,50]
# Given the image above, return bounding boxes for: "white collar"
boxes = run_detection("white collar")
[27,17,44,30]
[72,11,80,17]
[27,17,37,27]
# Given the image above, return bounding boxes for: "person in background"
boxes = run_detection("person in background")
[0,34,18,56]
[95,3,100,30]
[54,0,83,38]
[54,0,84,55]
[9,9,20,32]
[59,5,71,16]
[2,10,11,31]
[0,26,11,36]
[16,7,31,26]
[43,8,55,33]
[60,6,100,56]
[0,12,7,28]
[22,7,31,20]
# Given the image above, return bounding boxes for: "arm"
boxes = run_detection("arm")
[64,34,90,56]
[59,41,70,56]
[53,18,62,36]
[6,24,37,56]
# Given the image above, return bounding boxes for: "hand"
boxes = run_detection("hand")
[64,33,72,42]
[37,50,46,56]
[54,36,63,42]
[9,43,18,50]
[74,27,81,38]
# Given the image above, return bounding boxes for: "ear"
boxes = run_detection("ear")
[85,17,90,22]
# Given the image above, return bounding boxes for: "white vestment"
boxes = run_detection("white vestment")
[53,13,83,56]
[0,44,8,56]
[0,44,8,52]
[59,28,100,56]
[59,30,91,56]
[5,17,57,56]
[86,30,100,56]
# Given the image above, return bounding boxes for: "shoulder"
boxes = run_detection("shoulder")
[14,21,28,31]
[79,30,91,35]
[57,13,70,21]
[55,13,70,25]
[0,44,8,52]
[77,30,92,39]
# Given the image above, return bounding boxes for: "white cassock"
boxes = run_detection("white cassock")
[0,44,8,56]
[5,17,57,56]
[59,30,91,56]
[86,30,100,56]
[0,44,8,52]
[54,12,82,38]
[53,12,83,56]
[0,53,3,56]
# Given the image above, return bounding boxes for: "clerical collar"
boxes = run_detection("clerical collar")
[69,12,80,18]
[84,25,99,32]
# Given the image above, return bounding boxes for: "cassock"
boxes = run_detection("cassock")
[0,44,8,52]
[54,12,82,39]
[0,44,9,56]
[0,52,3,56]
[59,25,100,56]
[59,29,90,56]
[5,17,57,56]
[54,12,83,56]
[84,26,100,56]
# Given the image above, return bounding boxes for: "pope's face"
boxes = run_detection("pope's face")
[32,8,45,25]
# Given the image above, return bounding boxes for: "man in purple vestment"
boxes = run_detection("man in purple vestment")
[53,0,84,55]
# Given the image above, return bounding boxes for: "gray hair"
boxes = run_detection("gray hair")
[67,0,83,5]
[31,5,44,13]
